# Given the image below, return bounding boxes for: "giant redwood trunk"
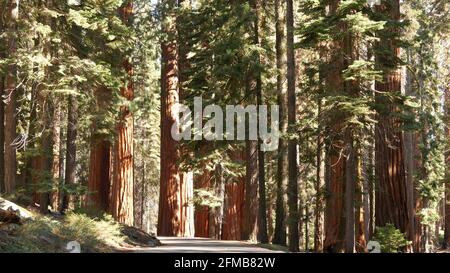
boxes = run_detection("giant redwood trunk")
[374,0,412,243]
[87,86,112,212]
[110,1,134,226]
[158,0,185,236]
[322,0,346,253]
[4,0,19,194]
[194,167,212,238]
[222,175,246,240]
[87,137,111,212]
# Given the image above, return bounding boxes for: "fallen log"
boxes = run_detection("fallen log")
[0,198,33,225]
[121,225,162,247]
[0,208,21,224]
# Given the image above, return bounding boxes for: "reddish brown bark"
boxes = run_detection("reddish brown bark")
[158,0,184,236]
[194,169,212,238]
[109,1,134,226]
[222,179,245,240]
[87,138,111,212]
[323,1,346,252]
[222,150,246,240]
[374,0,412,243]
[324,148,346,252]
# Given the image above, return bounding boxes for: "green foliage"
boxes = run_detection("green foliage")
[0,213,125,253]
[193,189,222,209]
[373,224,412,253]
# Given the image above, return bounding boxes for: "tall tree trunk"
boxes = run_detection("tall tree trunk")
[374,0,412,243]
[314,99,324,252]
[444,88,450,249]
[158,0,183,236]
[51,104,62,210]
[0,76,5,194]
[242,7,261,241]
[4,0,19,195]
[177,0,195,237]
[243,138,259,241]
[40,100,54,214]
[61,95,78,213]
[355,155,367,252]
[344,133,355,253]
[286,0,299,252]
[273,0,288,246]
[250,0,269,244]
[323,0,346,253]
[403,50,421,251]
[110,2,134,226]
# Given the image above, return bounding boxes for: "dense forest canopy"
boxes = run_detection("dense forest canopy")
[0,0,449,253]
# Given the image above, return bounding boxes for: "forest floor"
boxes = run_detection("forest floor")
[119,237,287,253]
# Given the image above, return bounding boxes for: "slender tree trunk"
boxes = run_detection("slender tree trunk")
[243,138,259,241]
[344,133,355,253]
[314,100,324,252]
[0,9,5,194]
[242,8,260,241]
[444,88,450,249]
[355,155,368,252]
[273,0,288,247]
[61,95,78,213]
[51,104,62,210]
[286,0,299,252]
[404,50,420,251]
[4,0,19,195]
[249,0,269,244]
[180,171,195,237]
[40,100,54,214]
[0,76,5,194]
[177,0,195,237]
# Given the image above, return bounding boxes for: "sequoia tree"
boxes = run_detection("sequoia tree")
[110,0,135,226]
[374,0,413,242]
